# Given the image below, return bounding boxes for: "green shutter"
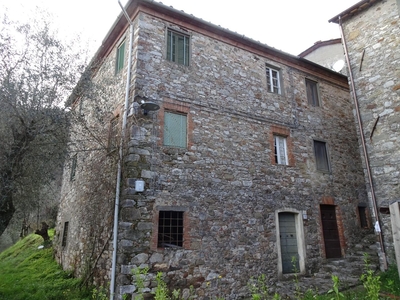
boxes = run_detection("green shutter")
[116,41,125,73]
[164,112,187,148]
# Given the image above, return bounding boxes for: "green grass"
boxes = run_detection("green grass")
[0,232,91,300]
[1,232,400,300]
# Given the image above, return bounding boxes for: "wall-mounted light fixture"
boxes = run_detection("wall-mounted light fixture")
[135,95,160,115]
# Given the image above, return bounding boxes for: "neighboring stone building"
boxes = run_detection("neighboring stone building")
[54,0,378,298]
[329,0,400,273]
[299,39,347,75]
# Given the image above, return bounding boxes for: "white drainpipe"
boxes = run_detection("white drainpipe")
[110,2,134,299]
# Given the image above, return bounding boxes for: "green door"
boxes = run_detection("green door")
[279,212,299,273]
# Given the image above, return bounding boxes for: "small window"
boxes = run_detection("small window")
[61,221,69,247]
[358,206,368,228]
[167,30,190,66]
[158,211,184,248]
[116,40,125,73]
[274,135,288,165]
[314,140,330,172]
[164,111,187,148]
[266,66,281,94]
[107,116,119,152]
[306,79,320,106]
[70,154,77,181]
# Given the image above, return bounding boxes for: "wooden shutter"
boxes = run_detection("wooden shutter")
[164,112,187,148]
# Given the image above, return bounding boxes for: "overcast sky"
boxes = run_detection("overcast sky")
[2,0,359,56]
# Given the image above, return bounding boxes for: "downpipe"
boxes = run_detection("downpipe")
[338,16,387,270]
[110,2,135,299]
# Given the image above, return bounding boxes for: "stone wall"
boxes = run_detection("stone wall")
[114,10,375,299]
[54,18,139,285]
[54,3,383,298]
[340,0,400,263]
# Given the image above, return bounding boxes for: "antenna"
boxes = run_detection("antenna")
[332,59,345,72]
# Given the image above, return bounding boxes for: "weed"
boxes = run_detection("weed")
[155,272,169,300]
[380,264,400,296]
[172,288,181,300]
[360,253,381,300]
[91,286,108,300]
[132,266,149,300]
[291,256,302,300]
[248,274,269,300]
[327,275,344,300]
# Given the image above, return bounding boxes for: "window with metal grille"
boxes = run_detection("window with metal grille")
[116,40,125,73]
[266,66,281,94]
[306,79,320,106]
[274,135,288,165]
[61,221,69,247]
[314,140,330,172]
[164,111,187,148]
[158,211,183,248]
[167,30,190,66]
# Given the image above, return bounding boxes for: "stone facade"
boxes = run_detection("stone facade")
[330,0,400,269]
[55,1,380,298]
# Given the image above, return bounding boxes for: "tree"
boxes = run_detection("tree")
[0,12,86,237]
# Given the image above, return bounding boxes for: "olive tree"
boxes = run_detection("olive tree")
[0,12,86,237]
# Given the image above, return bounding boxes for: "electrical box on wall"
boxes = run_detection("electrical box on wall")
[135,179,145,192]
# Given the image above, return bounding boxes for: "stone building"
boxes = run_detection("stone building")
[329,0,400,273]
[54,0,378,298]
[299,39,347,76]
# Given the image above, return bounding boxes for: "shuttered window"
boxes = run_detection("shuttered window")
[116,40,125,73]
[164,111,187,148]
[314,140,330,171]
[306,79,319,106]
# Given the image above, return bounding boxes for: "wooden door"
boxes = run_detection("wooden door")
[320,205,341,258]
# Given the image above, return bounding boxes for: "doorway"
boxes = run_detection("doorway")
[320,205,341,258]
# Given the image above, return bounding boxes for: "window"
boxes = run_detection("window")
[313,140,330,172]
[158,211,184,248]
[116,40,125,73]
[164,111,187,148]
[107,116,119,152]
[306,79,319,106]
[61,221,69,247]
[270,125,293,166]
[167,30,190,66]
[274,135,288,165]
[266,66,281,94]
[358,205,368,228]
[70,154,77,181]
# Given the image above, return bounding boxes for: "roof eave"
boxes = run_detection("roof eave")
[329,0,383,24]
